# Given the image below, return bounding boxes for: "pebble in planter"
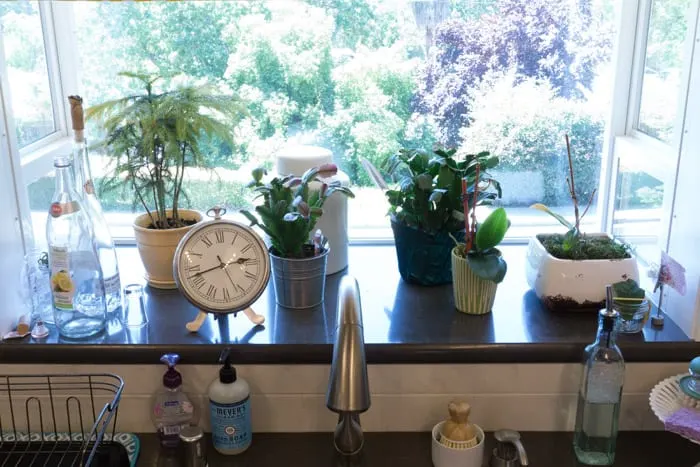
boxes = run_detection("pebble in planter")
[362,147,501,286]
[451,168,510,315]
[241,164,354,309]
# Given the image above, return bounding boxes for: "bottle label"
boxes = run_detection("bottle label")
[210,396,251,451]
[49,246,74,310]
[50,201,80,218]
[104,273,121,296]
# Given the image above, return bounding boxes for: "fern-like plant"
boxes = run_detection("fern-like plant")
[241,164,354,258]
[87,72,247,229]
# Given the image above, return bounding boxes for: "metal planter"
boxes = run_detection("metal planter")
[270,248,329,309]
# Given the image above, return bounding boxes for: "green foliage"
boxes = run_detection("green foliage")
[612,279,646,304]
[455,207,510,284]
[381,147,501,233]
[87,72,247,229]
[241,164,354,258]
[538,234,631,260]
[461,75,603,206]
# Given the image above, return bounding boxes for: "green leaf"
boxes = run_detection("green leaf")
[240,210,259,226]
[467,251,508,283]
[530,203,574,230]
[475,208,509,251]
[562,228,579,251]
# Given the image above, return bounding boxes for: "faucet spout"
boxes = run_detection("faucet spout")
[326,276,370,455]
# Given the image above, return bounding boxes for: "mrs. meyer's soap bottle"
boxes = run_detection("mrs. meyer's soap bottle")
[209,349,252,455]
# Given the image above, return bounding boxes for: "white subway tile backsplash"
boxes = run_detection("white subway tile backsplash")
[0,362,682,432]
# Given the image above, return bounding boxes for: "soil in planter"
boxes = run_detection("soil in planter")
[146,217,199,229]
[270,244,324,259]
[537,234,630,260]
[544,294,606,312]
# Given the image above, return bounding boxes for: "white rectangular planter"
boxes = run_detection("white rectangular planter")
[525,234,639,311]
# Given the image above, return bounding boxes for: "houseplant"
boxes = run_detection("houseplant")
[368,147,501,285]
[241,164,354,309]
[525,135,638,310]
[87,72,246,288]
[611,278,650,333]
[451,167,510,314]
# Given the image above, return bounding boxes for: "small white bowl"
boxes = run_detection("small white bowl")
[431,421,485,467]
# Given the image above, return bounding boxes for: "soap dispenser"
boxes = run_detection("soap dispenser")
[152,353,196,448]
[490,429,528,467]
[208,348,252,455]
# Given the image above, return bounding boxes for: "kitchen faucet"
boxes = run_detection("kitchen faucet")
[326,276,371,456]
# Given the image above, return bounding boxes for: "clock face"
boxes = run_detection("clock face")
[174,220,270,313]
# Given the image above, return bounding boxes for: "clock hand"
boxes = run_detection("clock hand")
[188,263,221,278]
[234,257,253,264]
[223,264,237,289]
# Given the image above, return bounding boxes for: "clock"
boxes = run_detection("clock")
[173,207,270,317]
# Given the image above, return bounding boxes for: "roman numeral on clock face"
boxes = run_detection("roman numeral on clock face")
[206,284,217,299]
[244,270,257,280]
[240,243,252,254]
[235,284,246,295]
[191,275,205,288]
[223,288,231,301]
[187,264,201,273]
[201,235,213,248]
[215,230,225,243]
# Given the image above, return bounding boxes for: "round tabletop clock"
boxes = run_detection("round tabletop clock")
[173,207,270,329]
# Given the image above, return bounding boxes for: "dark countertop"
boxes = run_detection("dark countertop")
[2,246,698,364]
[140,431,700,467]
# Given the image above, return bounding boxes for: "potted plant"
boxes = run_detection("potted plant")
[241,164,354,309]
[611,279,650,333]
[526,135,638,310]
[451,166,510,314]
[375,147,501,285]
[87,72,246,288]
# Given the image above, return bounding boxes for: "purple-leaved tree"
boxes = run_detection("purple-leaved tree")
[416,0,612,146]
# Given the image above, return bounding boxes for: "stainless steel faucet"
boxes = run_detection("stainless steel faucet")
[326,276,371,456]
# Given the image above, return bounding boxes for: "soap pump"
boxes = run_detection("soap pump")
[152,353,195,448]
[208,348,252,455]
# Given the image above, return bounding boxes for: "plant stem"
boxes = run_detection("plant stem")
[462,178,470,243]
[565,134,580,231]
[471,163,480,241]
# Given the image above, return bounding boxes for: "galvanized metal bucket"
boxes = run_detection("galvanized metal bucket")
[270,248,329,309]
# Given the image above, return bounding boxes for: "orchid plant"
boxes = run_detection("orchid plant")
[453,164,511,283]
[241,164,354,259]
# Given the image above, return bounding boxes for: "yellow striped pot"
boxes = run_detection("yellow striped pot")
[451,247,498,315]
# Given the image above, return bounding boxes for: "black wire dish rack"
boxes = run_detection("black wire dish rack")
[0,373,129,467]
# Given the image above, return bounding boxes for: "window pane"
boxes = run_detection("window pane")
[612,160,665,289]
[0,1,57,149]
[637,0,692,143]
[65,0,620,239]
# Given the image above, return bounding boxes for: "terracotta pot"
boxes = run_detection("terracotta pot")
[451,247,497,315]
[525,233,639,311]
[133,209,203,289]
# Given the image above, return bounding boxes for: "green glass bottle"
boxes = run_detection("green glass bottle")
[573,287,625,465]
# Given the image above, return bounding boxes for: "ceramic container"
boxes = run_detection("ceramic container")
[431,421,485,467]
[133,209,202,289]
[525,233,639,311]
[451,247,497,315]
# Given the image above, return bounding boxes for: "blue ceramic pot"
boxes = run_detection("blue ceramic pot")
[391,220,465,286]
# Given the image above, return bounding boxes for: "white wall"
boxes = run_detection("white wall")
[0,362,684,433]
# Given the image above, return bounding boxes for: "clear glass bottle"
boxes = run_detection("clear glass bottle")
[68,95,122,315]
[46,156,107,339]
[573,289,625,466]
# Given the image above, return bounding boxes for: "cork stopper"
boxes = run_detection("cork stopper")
[68,95,85,141]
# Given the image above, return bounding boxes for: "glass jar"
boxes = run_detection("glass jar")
[20,249,53,324]
[613,298,650,334]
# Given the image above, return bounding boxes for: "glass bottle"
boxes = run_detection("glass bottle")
[573,287,625,466]
[68,95,122,314]
[46,156,107,339]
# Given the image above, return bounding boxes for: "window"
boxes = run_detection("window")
[0,1,57,149]
[13,0,621,242]
[637,0,692,143]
